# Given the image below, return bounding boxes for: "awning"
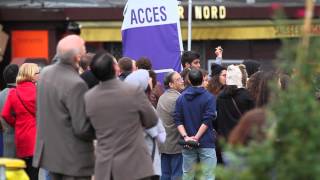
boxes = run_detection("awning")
[78,19,320,42]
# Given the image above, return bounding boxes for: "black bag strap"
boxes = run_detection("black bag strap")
[231,97,242,116]
[16,90,35,117]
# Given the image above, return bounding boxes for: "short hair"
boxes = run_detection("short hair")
[181,51,200,68]
[163,71,176,89]
[16,63,39,84]
[56,35,85,64]
[79,53,95,71]
[136,57,152,70]
[118,57,133,72]
[3,64,19,85]
[91,52,116,81]
[199,68,208,77]
[188,69,203,86]
[148,70,157,88]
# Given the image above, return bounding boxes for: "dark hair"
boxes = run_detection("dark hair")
[163,72,176,89]
[256,71,276,107]
[188,69,203,86]
[207,76,225,96]
[90,52,116,81]
[180,67,193,87]
[211,63,226,77]
[3,64,19,85]
[243,60,261,78]
[136,57,152,70]
[238,64,248,87]
[118,57,133,72]
[79,53,95,71]
[199,68,208,77]
[247,71,265,103]
[148,70,157,89]
[181,51,200,68]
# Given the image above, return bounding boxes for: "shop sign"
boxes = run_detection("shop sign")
[178,5,227,20]
[275,24,320,37]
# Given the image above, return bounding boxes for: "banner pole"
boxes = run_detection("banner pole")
[187,0,192,51]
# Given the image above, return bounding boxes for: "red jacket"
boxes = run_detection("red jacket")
[2,81,37,158]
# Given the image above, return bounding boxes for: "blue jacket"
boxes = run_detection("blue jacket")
[174,86,216,148]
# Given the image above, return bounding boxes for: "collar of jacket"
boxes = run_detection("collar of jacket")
[57,61,79,73]
[99,78,119,87]
[166,88,181,95]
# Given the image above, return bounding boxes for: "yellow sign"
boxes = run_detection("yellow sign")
[275,24,320,37]
[194,6,226,20]
[178,6,227,20]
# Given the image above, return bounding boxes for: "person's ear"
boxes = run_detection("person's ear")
[169,81,174,88]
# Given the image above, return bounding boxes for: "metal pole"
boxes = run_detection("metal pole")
[187,0,192,51]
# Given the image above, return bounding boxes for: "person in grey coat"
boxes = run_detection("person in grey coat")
[85,52,158,180]
[33,35,95,180]
[0,64,19,157]
[157,71,185,180]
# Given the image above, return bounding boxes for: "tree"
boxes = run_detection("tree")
[216,0,320,179]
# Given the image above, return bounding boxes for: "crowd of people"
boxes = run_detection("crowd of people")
[0,34,291,180]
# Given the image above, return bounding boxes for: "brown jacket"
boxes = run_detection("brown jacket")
[33,62,95,176]
[157,89,182,154]
[85,79,158,180]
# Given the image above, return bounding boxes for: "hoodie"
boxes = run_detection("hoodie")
[174,86,216,148]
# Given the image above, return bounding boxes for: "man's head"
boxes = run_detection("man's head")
[163,71,184,92]
[136,57,152,70]
[3,64,19,85]
[56,35,86,66]
[79,52,95,73]
[188,69,203,86]
[118,57,134,73]
[91,52,118,82]
[181,51,201,69]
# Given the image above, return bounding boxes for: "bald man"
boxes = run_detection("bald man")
[33,35,95,180]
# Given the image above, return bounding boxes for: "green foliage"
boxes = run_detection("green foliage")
[215,15,320,180]
[271,37,320,179]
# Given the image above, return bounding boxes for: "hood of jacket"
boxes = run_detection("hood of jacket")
[184,86,206,101]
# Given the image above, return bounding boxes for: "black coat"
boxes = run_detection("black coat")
[216,87,255,139]
[80,70,99,89]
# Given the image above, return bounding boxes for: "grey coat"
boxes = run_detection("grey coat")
[85,79,158,180]
[157,89,182,154]
[33,62,95,176]
[0,87,16,157]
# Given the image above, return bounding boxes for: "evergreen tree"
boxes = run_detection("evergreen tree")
[215,1,320,179]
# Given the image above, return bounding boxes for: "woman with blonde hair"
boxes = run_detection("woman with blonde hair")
[2,63,40,180]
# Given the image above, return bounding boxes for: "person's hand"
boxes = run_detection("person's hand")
[215,46,223,58]
[184,136,196,142]
[183,136,198,149]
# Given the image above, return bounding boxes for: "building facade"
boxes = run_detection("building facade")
[1,0,320,87]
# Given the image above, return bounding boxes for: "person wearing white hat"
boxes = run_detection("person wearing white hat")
[216,64,255,140]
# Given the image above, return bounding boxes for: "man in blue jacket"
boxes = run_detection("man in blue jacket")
[174,69,217,180]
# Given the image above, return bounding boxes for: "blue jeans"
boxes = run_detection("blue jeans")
[182,148,217,180]
[161,153,183,180]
